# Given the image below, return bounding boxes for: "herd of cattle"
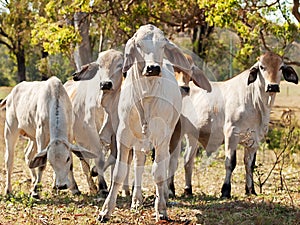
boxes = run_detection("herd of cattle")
[1,24,298,222]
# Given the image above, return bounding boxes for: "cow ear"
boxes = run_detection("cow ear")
[282,65,298,84]
[191,66,212,92]
[72,62,99,81]
[165,41,191,71]
[29,149,48,168]
[122,38,135,73]
[248,63,259,85]
[69,144,97,159]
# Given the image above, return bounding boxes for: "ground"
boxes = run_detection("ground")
[0,82,299,224]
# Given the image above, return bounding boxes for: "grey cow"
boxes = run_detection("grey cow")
[3,77,96,198]
[168,51,298,198]
[65,49,124,195]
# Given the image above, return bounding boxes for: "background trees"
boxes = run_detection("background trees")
[0,0,299,85]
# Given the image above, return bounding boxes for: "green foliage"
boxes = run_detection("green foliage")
[31,16,80,56]
[198,0,300,70]
[0,0,300,84]
[0,45,16,86]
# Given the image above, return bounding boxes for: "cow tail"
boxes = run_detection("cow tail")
[0,97,7,110]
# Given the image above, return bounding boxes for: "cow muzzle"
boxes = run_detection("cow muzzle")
[266,84,280,93]
[100,81,113,90]
[146,65,161,76]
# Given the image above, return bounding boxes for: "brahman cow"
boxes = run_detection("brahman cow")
[3,76,96,198]
[168,51,298,198]
[65,49,124,195]
[91,24,211,222]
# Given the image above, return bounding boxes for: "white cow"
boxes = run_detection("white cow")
[3,76,96,198]
[65,49,124,195]
[168,51,298,198]
[92,24,211,222]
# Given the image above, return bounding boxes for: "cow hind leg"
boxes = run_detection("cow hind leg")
[244,147,257,195]
[4,122,19,195]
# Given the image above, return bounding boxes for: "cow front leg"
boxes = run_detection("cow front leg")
[221,126,239,198]
[131,149,146,209]
[95,153,108,196]
[67,156,81,195]
[98,143,131,222]
[244,147,257,195]
[80,159,98,194]
[31,165,45,198]
[168,120,182,197]
[24,139,37,184]
[152,142,170,222]
[32,127,48,198]
[183,135,198,196]
[122,149,133,197]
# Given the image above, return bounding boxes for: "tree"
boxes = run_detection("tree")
[0,0,34,82]
[199,0,300,69]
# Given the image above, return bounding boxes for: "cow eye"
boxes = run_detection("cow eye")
[66,156,70,163]
[260,65,265,71]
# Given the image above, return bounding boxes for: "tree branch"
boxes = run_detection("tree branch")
[0,39,12,50]
[259,29,271,51]
[292,0,300,23]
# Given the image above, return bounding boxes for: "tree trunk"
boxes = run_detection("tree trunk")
[16,48,26,82]
[192,24,214,59]
[73,12,92,71]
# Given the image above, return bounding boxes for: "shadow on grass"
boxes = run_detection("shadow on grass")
[1,191,300,224]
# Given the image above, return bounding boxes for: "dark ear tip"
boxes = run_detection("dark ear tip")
[73,76,79,81]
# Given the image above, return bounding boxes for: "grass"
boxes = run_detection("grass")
[0,135,300,224]
[0,82,299,224]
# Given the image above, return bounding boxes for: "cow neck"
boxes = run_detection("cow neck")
[130,63,151,136]
[249,72,275,135]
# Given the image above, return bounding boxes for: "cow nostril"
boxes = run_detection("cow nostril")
[146,65,161,76]
[100,81,113,90]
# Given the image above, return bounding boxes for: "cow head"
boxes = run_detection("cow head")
[29,139,96,190]
[248,52,298,93]
[122,24,211,92]
[73,49,124,93]
[174,54,211,93]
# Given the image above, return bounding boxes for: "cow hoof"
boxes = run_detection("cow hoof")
[98,189,109,197]
[157,213,169,222]
[5,189,12,196]
[168,190,175,198]
[221,183,231,199]
[97,213,110,223]
[184,187,193,196]
[90,166,98,177]
[72,189,81,196]
[31,192,40,199]
[245,186,257,196]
